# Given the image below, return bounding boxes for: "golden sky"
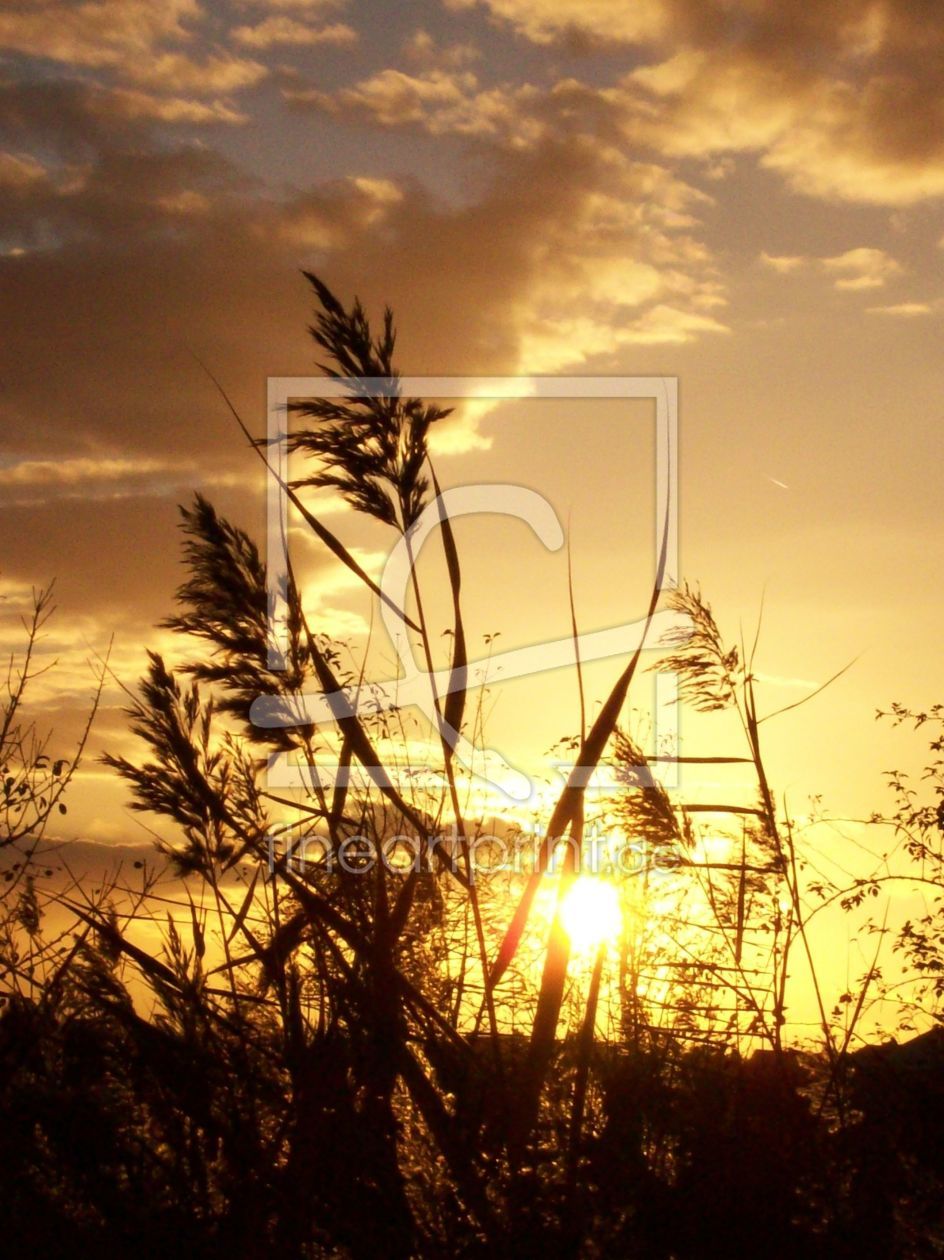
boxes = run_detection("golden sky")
[2,0,943,845]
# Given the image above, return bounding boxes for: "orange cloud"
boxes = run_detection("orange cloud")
[232,17,357,49]
[0,0,199,69]
[287,68,541,139]
[100,87,248,125]
[0,1,267,98]
[401,29,481,70]
[131,51,267,95]
[760,253,807,274]
[760,247,907,292]
[444,0,670,46]
[443,2,944,207]
[866,302,935,317]
[821,247,903,291]
[0,151,47,189]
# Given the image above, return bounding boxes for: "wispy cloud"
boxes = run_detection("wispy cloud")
[760,246,905,292]
[0,1,267,97]
[231,17,357,50]
[0,457,174,487]
[0,0,200,70]
[759,252,807,274]
[401,29,481,70]
[866,301,935,317]
[0,456,256,505]
[821,247,903,291]
[442,0,944,207]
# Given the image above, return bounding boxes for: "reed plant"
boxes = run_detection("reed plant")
[1,278,942,1257]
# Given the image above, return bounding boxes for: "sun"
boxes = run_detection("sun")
[559,877,623,953]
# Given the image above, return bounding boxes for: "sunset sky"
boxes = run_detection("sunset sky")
[2,0,943,846]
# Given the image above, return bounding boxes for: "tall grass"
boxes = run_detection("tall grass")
[1,278,943,1257]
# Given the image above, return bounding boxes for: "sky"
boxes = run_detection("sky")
[2,0,944,851]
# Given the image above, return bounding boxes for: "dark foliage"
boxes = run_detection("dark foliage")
[4,278,944,1258]
[284,273,451,529]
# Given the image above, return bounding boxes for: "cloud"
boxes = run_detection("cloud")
[458,0,944,62]
[130,51,267,95]
[10,2,932,684]
[0,111,725,678]
[444,0,670,46]
[760,76,944,205]
[515,301,727,365]
[156,188,211,215]
[0,1,267,98]
[292,69,727,367]
[274,173,409,246]
[285,68,541,139]
[0,80,245,169]
[97,87,248,125]
[622,47,944,205]
[438,2,944,208]
[286,530,387,637]
[0,59,727,533]
[0,455,257,504]
[348,176,401,204]
[401,29,481,70]
[429,408,494,455]
[625,50,802,157]
[821,246,903,290]
[0,0,200,70]
[294,62,731,367]
[0,150,505,491]
[290,531,385,583]
[0,575,41,612]
[0,151,47,189]
[239,0,346,10]
[760,252,808,274]
[231,17,357,49]
[625,303,729,345]
[866,301,934,317]
[291,489,352,517]
[0,456,171,486]
[760,246,906,293]
[283,0,944,235]
[0,140,252,251]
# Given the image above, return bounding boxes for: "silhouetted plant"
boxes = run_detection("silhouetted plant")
[3,279,943,1258]
[1,585,98,854]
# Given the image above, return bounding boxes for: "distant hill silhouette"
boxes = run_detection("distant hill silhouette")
[1,837,163,886]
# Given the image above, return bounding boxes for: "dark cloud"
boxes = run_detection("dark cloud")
[2,495,203,621]
[440,0,944,204]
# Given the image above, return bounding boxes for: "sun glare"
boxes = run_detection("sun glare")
[560,877,623,953]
